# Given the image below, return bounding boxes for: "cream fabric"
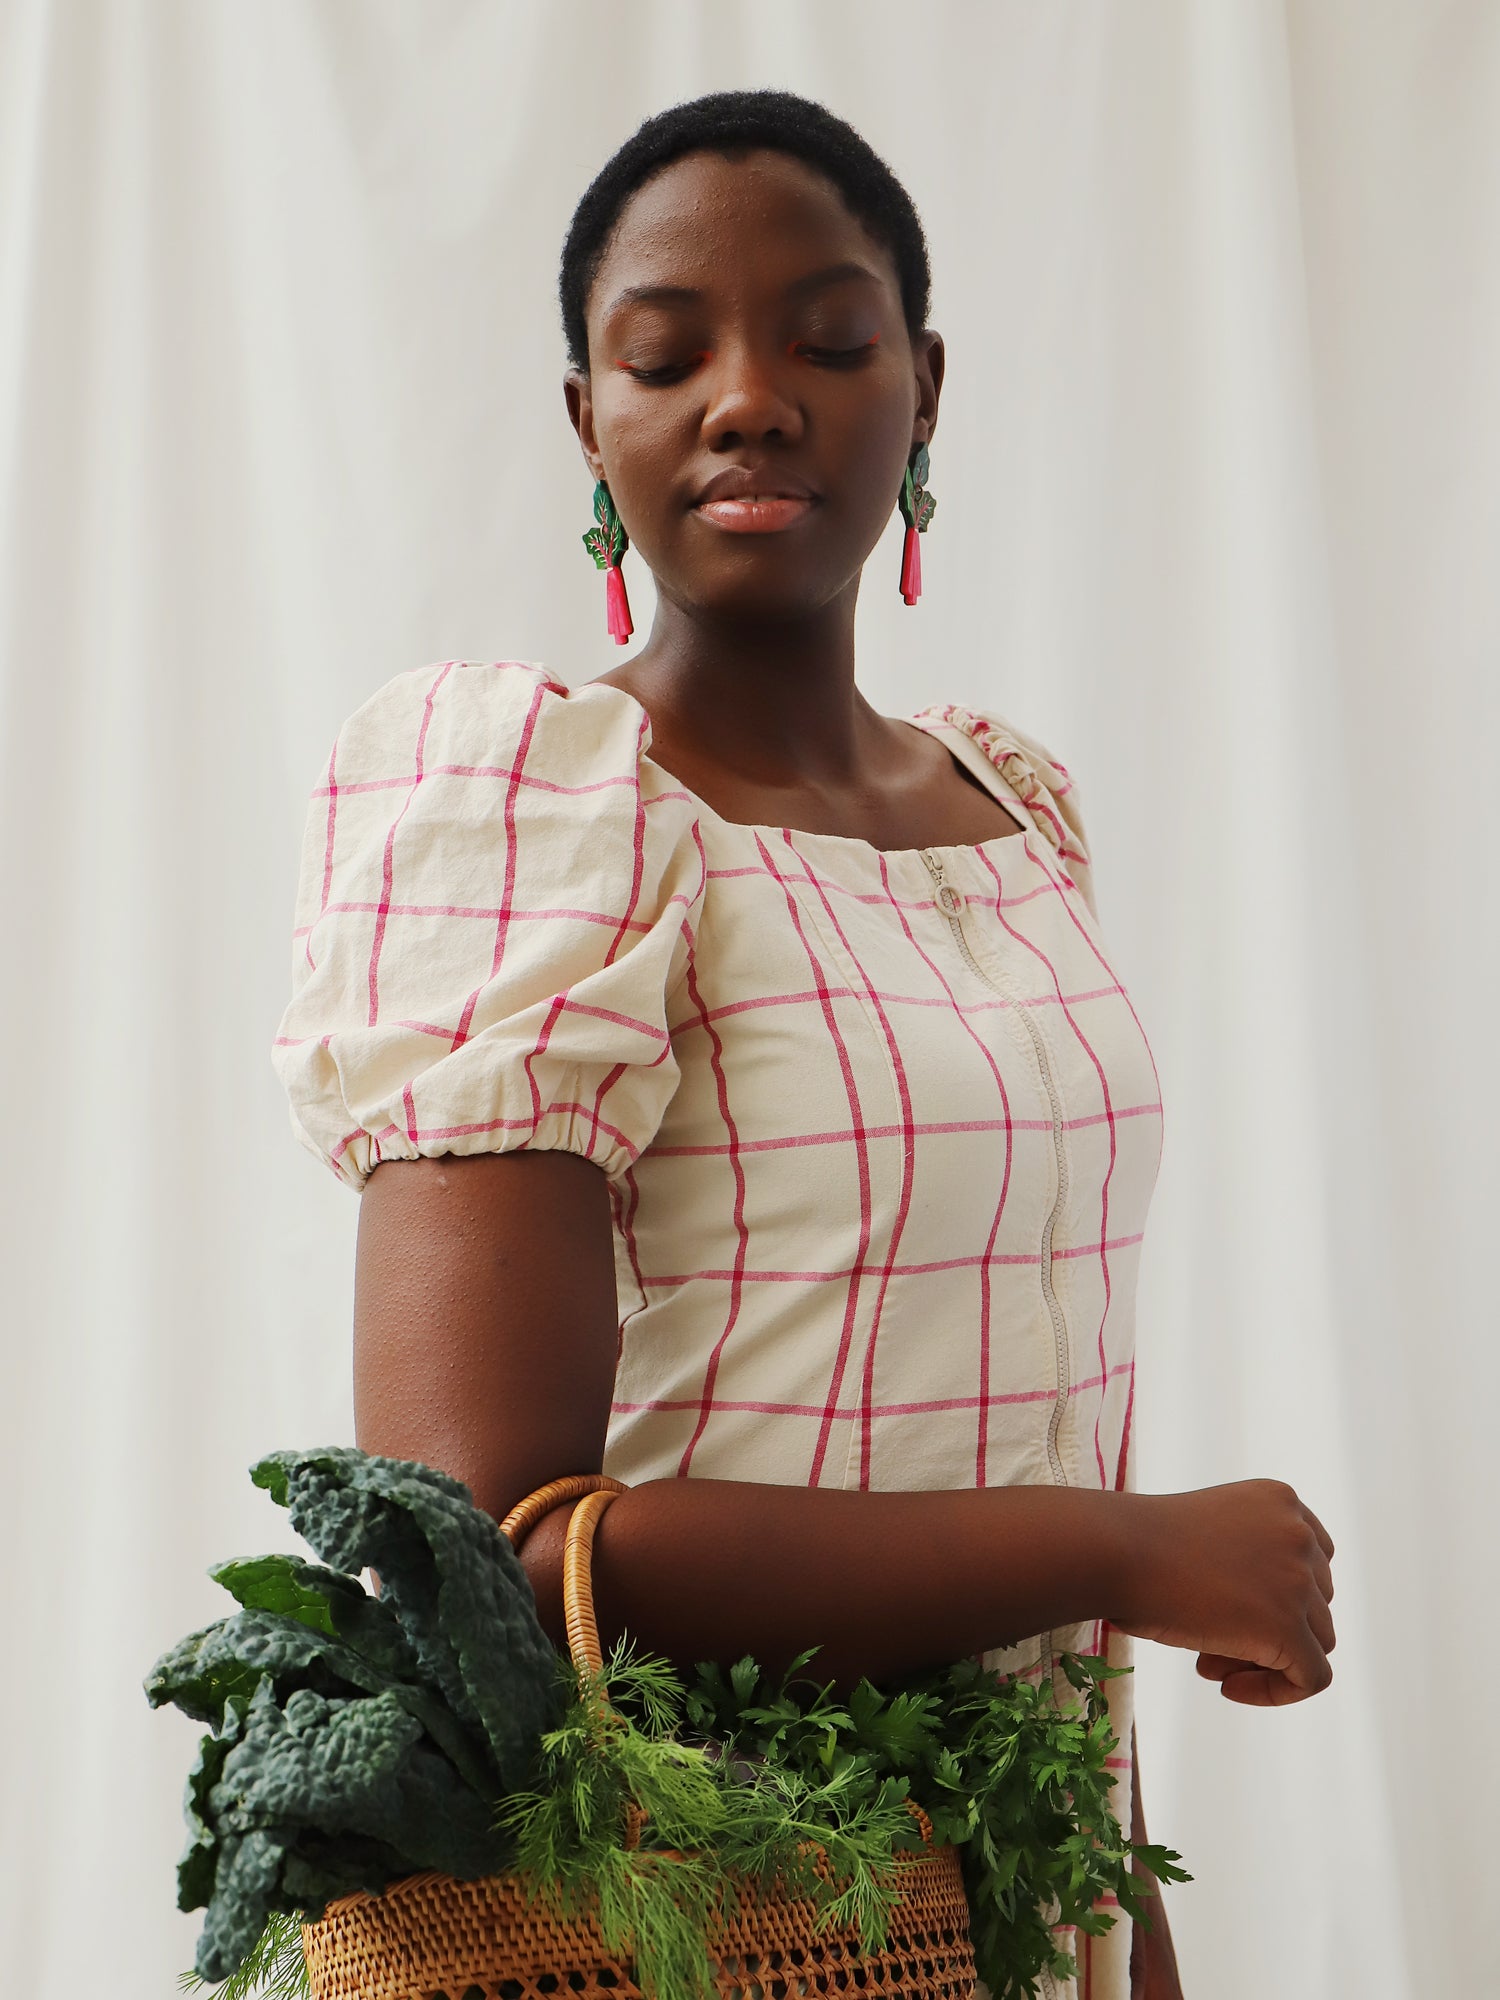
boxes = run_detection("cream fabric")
[275,656,1162,1996]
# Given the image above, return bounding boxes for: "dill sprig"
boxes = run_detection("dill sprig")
[175,1909,308,2000]
[499,1642,920,2000]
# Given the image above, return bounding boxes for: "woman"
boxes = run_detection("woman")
[273,89,1336,2000]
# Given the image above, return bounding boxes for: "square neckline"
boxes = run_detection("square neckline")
[591,681,1034,860]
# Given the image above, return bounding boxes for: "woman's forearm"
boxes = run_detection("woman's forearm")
[356,1155,1132,1683]
[356,1155,1336,1705]
[515,1475,1135,1685]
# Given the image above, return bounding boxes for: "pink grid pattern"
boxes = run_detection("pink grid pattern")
[273,661,1166,2000]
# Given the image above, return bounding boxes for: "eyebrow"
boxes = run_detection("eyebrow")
[602,260,883,319]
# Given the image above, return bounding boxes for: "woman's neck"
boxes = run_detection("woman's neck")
[600,581,888,789]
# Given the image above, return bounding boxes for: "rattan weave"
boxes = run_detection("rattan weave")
[300,1475,978,2000]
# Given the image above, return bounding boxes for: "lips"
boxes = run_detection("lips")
[696,498,815,533]
[693,466,820,505]
[691,466,821,534]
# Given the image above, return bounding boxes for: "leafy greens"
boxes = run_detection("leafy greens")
[146,1450,1187,2000]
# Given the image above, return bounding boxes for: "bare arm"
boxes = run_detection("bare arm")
[354,1151,1336,1697]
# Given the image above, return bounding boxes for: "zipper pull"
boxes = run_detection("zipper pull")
[920,849,965,916]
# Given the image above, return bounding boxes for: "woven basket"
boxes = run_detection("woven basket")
[301,1475,977,2000]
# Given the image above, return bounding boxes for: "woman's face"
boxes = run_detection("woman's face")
[565,148,943,623]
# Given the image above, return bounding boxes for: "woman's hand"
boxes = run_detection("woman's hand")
[1112,1480,1336,1705]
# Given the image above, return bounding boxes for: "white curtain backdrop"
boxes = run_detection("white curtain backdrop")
[2,3,1494,1994]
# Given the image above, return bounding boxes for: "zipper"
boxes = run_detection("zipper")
[919,848,1073,1491]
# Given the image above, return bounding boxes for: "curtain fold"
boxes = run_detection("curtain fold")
[2,4,1490,1993]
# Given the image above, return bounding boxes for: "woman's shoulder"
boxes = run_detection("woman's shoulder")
[321,658,704,849]
[911,698,1092,872]
[295,657,709,974]
[330,658,660,786]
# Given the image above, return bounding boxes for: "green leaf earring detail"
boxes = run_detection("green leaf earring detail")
[898,442,936,605]
[582,479,634,644]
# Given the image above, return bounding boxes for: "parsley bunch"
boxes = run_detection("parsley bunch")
[683,1648,1190,1997]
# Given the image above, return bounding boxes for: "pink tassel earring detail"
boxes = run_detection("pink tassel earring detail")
[898,441,936,605]
[583,479,634,644]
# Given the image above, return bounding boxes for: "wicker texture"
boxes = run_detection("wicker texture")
[300,1475,978,2000]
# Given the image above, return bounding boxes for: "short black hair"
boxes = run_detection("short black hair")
[559,89,932,373]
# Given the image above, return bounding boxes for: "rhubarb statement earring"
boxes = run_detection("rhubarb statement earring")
[898,442,936,605]
[582,479,634,644]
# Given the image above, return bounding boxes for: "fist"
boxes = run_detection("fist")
[1113,1479,1337,1706]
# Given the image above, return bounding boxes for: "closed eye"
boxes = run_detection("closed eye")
[791,337,881,365]
[617,336,880,385]
[616,351,708,385]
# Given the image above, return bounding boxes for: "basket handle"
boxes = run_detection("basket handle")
[499,1476,934,1863]
[498,1473,629,1679]
[499,1473,642,1846]
[499,1472,628,1552]
[903,1798,936,1853]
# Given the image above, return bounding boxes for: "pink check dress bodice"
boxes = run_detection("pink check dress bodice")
[273,659,1165,2000]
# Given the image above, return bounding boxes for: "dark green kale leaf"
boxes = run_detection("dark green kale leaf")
[178,1692,252,1913]
[148,1447,571,1992]
[144,1606,495,1798]
[195,1827,287,1985]
[208,1553,357,1633]
[278,1828,417,1910]
[190,1679,512,1985]
[209,1553,421,1675]
[212,1682,507,1875]
[146,1620,270,1728]
[251,1446,559,1790]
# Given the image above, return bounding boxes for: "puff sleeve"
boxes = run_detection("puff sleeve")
[271,660,707,1190]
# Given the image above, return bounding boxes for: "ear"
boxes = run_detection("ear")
[911,330,945,449]
[563,368,605,482]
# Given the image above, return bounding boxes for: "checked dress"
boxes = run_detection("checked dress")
[272,659,1166,2000]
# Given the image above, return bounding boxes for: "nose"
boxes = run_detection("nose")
[701,340,805,450]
